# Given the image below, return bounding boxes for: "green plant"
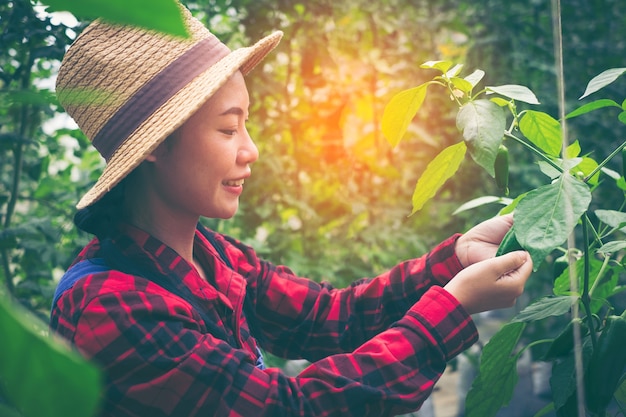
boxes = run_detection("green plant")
[383,62,626,416]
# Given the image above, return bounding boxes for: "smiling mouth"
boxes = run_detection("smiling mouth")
[223,179,245,187]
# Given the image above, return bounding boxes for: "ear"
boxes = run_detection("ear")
[145,134,173,163]
[146,131,177,163]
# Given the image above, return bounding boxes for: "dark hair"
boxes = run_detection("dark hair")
[73,178,127,239]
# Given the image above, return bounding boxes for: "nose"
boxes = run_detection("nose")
[237,127,259,165]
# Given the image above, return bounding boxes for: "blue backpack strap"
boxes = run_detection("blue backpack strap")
[51,258,109,310]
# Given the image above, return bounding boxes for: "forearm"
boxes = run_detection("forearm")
[67,287,476,417]
[253,234,465,358]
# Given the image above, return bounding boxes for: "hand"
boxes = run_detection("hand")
[455,214,514,268]
[444,251,533,315]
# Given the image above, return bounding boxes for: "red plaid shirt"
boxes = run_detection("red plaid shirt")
[50,224,477,417]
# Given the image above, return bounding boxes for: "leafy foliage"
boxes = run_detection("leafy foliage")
[43,0,188,37]
[384,56,626,416]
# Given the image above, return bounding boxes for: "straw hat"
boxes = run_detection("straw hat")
[56,3,282,209]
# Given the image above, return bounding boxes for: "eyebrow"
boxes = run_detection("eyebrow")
[219,107,246,117]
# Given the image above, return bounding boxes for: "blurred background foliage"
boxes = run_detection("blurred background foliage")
[1,0,625,322]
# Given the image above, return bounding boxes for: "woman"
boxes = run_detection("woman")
[50,3,532,417]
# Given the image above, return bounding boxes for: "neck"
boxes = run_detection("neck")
[123,172,199,263]
[131,212,198,262]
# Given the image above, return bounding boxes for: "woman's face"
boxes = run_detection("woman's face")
[146,71,258,220]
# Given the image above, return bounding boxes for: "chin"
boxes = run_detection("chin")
[206,207,238,220]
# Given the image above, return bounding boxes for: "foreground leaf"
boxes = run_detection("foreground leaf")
[0,296,102,417]
[514,175,592,269]
[410,141,467,215]
[512,296,577,323]
[43,0,188,38]
[465,322,526,417]
[456,99,506,177]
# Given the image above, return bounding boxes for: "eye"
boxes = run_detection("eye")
[220,129,237,136]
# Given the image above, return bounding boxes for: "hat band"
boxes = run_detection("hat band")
[92,36,230,161]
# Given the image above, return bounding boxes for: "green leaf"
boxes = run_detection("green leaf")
[601,166,621,180]
[0,404,22,417]
[456,99,506,177]
[486,84,540,105]
[420,60,453,73]
[410,141,467,215]
[495,226,523,256]
[498,192,527,215]
[0,296,102,417]
[464,69,485,88]
[450,77,473,94]
[615,378,626,409]
[519,111,562,157]
[565,140,581,158]
[34,176,59,199]
[446,64,464,78]
[452,196,513,215]
[597,241,626,254]
[43,0,189,38]
[490,97,510,107]
[570,157,600,186]
[550,352,577,409]
[595,209,626,231]
[550,338,593,409]
[619,111,626,125]
[382,84,430,147]
[514,175,592,269]
[511,296,577,322]
[579,67,626,99]
[565,99,621,119]
[2,89,58,106]
[533,403,555,417]
[465,322,526,417]
[553,256,604,298]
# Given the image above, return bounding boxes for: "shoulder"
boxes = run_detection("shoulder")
[196,225,263,271]
[55,265,191,315]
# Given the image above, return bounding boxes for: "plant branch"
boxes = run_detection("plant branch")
[583,139,626,183]
[516,338,553,357]
[589,253,612,297]
[504,132,563,172]
[581,213,598,348]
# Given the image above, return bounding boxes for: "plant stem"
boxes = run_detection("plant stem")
[581,213,598,348]
[589,253,611,297]
[516,338,553,357]
[504,132,563,172]
[583,139,626,183]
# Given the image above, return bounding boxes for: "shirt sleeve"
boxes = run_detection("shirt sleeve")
[225,233,469,360]
[69,282,476,417]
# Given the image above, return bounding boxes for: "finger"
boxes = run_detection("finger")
[492,250,531,276]
[505,251,533,282]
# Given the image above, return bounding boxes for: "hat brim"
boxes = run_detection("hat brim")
[76,31,282,209]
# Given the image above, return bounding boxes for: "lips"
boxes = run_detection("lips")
[223,178,245,187]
